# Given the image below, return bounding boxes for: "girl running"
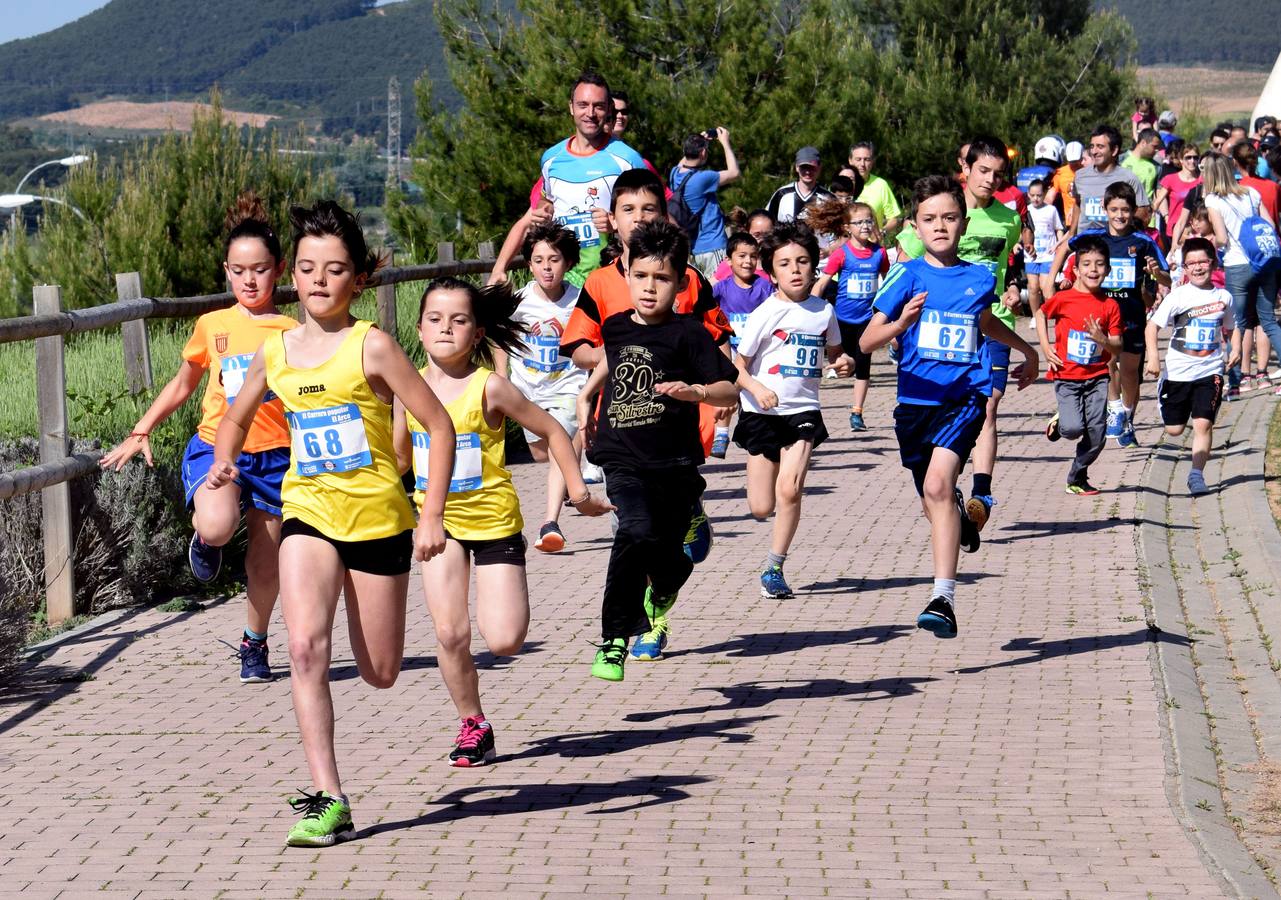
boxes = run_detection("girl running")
[394,277,611,767]
[809,199,890,431]
[209,199,456,848]
[100,192,293,684]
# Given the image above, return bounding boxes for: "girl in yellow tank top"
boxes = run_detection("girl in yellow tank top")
[209,201,456,848]
[392,277,612,767]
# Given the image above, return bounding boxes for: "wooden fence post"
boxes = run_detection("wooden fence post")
[34,284,76,625]
[477,240,495,261]
[437,242,455,264]
[116,272,152,393]
[376,249,397,336]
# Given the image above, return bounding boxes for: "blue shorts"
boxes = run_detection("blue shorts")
[893,393,988,495]
[181,434,288,517]
[1026,260,1051,275]
[989,340,1011,393]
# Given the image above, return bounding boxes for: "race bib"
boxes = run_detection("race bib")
[559,211,599,248]
[843,274,876,299]
[1102,257,1137,290]
[521,334,570,374]
[413,431,483,493]
[1181,317,1220,352]
[727,312,750,348]
[1034,234,1055,257]
[220,353,252,404]
[287,404,372,476]
[1066,329,1101,365]
[1082,196,1106,224]
[777,333,824,378]
[917,309,979,363]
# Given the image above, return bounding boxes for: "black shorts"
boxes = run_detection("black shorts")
[733,410,829,462]
[837,319,873,381]
[1121,324,1145,355]
[445,530,527,567]
[1116,296,1146,355]
[893,393,987,495]
[1158,374,1223,426]
[280,518,413,576]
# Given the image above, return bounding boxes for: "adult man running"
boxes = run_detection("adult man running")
[849,141,903,235]
[768,147,836,223]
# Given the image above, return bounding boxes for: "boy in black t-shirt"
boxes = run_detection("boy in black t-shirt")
[576,221,739,682]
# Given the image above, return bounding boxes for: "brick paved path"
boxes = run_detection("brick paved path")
[1,350,1233,897]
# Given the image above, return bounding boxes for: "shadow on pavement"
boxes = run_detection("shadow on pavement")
[328,642,545,683]
[803,573,992,594]
[952,625,1189,675]
[509,714,775,760]
[358,773,714,838]
[670,623,912,659]
[623,676,936,723]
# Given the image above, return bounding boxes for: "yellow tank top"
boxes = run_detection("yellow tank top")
[263,320,415,542]
[405,367,523,541]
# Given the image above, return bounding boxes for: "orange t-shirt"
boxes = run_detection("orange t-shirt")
[1053,164,1079,224]
[182,306,297,452]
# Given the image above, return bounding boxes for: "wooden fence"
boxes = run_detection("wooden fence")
[0,241,517,624]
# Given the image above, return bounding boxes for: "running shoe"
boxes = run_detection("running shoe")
[1104,405,1124,441]
[1274,383,1281,397]
[965,494,996,532]
[1227,385,1240,401]
[849,411,867,432]
[239,637,272,684]
[591,638,628,682]
[642,584,680,622]
[1045,413,1060,442]
[710,430,730,459]
[683,501,713,564]
[1117,422,1139,448]
[823,367,838,380]
[581,462,605,484]
[534,521,565,553]
[188,533,222,583]
[1257,372,1272,391]
[1065,481,1101,496]
[286,790,353,848]
[1187,471,1210,496]
[887,343,900,363]
[916,596,958,639]
[630,617,669,661]
[449,717,497,767]
[954,489,980,553]
[760,566,793,599]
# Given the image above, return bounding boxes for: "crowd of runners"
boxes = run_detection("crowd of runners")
[95,72,1281,847]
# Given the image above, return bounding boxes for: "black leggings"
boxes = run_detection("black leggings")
[837,319,873,381]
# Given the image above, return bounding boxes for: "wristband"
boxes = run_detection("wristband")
[568,490,591,506]
[130,431,149,439]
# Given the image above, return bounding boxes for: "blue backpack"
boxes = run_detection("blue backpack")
[1239,213,1281,274]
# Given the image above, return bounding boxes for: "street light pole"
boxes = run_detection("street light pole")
[10,155,90,231]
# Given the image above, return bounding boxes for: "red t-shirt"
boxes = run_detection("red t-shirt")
[1041,288,1123,381]
[1241,176,1279,224]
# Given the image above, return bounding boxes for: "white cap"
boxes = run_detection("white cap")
[1065,141,1084,162]
[1034,136,1065,163]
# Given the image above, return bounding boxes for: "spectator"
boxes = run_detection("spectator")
[1157,110,1181,148]
[1233,141,1279,223]
[1121,128,1161,200]
[848,141,903,235]
[1046,140,1085,224]
[670,127,741,280]
[1154,143,1201,249]
[1131,96,1156,143]
[830,175,857,204]
[768,147,836,223]
[1016,136,1063,193]
[1209,126,1231,153]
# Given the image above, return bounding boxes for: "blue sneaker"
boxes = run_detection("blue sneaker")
[188,533,222,583]
[760,566,793,599]
[710,431,730,459]
[630,617,669,661]
[1187,470,1210,496]
[1117,421,1139,448]
[917,597,958,638]
[887,342,900,363]
[1104,405,1124,440]
[849,411,866,432]
[239,637,272,683]
[683,501,713,564]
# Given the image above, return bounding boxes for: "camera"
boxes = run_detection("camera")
[703,127,719,140]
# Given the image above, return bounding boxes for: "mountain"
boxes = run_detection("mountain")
[0,0,455,137]
[1103,0,1278,68]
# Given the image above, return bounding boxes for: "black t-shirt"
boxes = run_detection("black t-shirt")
[588,311,738,470]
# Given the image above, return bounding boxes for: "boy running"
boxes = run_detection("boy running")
[862,175,1037,639]
[710,231,773,457]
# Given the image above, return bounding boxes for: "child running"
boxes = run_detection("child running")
[1025,178,1065,324]
[861,176,1037,639]
[809,199,890,431]
[394,277,611,766]
[576,220,739,677]
[209,200,456,848]
[100,192,293,684]
[733,221,854,599]
[1036,234,1123,495]
[709,231,773,457]
[497,223,591,551]
[1144,237,1241,494]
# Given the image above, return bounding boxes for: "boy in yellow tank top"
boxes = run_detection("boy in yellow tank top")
[393,277,612,767]
[100,193,292,684]
[209,201,456,848]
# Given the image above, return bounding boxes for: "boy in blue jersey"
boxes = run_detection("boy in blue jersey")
[861,176,1038,639]
[1066,182,1170,447]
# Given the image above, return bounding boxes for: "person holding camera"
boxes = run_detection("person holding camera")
[671,127,740,280]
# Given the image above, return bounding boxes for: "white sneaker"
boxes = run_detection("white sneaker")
[581,462,605,484]
[823,368,838,380]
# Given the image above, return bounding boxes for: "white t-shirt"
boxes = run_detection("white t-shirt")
[1204,188,1261,268]
[508,282,587,404]
[1150,282,1235,382]
[735,293,841,415]
[1029,204,1063,259]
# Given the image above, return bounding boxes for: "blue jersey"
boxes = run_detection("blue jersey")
[1016,164,1054,194]
[1069,229,1166,323]
[540,137,645,273]
[829,241,887,325]
[872,258,997,405]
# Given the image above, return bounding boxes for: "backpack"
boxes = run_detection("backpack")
[1239,213,1281,274]
[668,168,702,243]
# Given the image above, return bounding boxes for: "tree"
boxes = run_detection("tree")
[389,0,1136,256]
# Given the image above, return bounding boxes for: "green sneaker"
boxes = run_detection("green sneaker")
[591,638,628,682]
[285,790,354,847]
[642,584,679,623]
